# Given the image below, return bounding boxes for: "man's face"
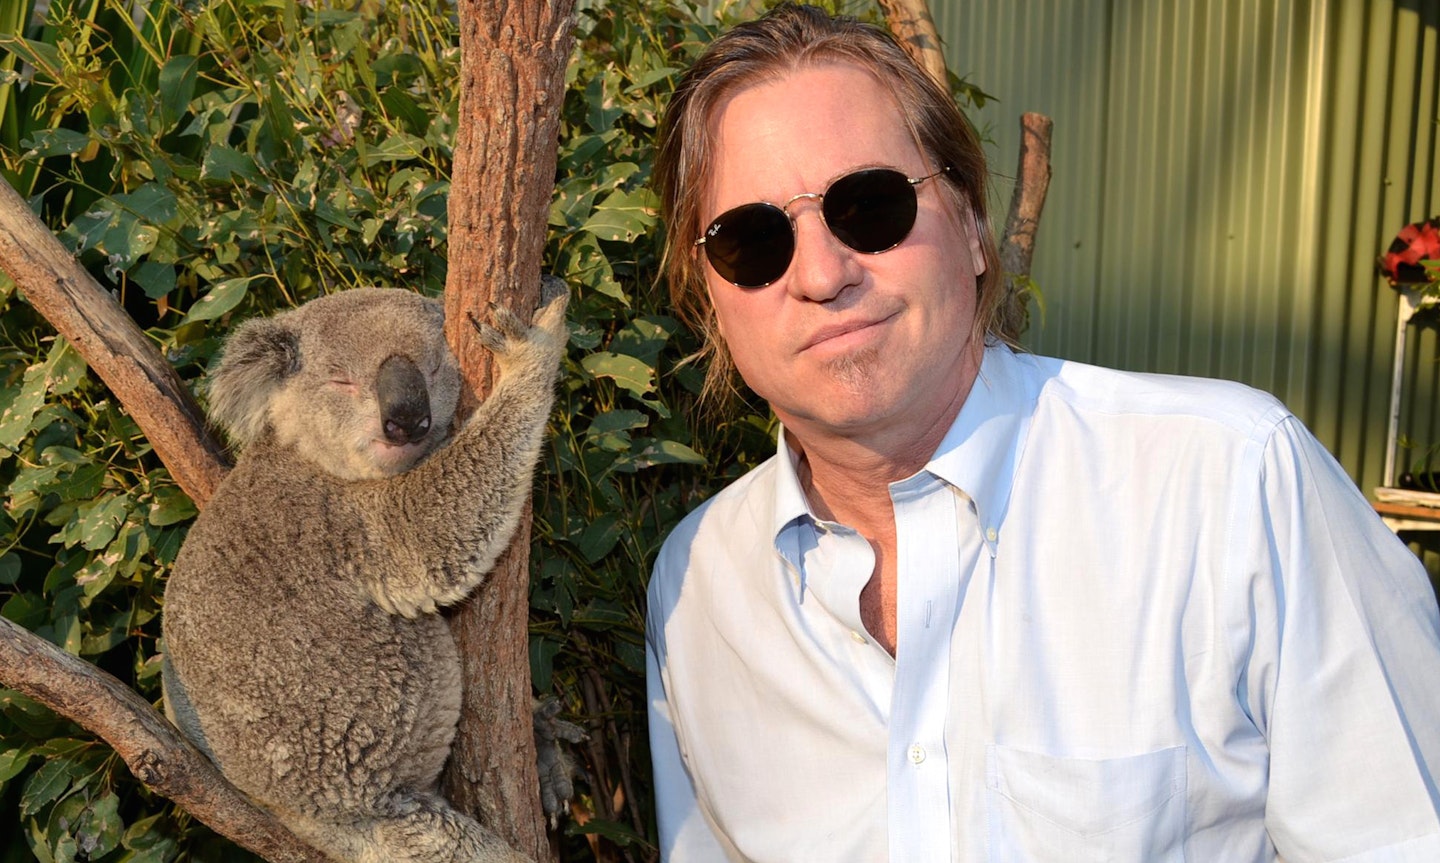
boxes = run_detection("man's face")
[702,62,988,446]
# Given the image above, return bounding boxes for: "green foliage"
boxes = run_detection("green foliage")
[0,0,998,859]
[0,0,465,858]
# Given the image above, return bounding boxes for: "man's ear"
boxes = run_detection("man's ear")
[965,206,989,279]
[705,281,728,341]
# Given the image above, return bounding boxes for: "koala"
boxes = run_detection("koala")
[161,282,568,863]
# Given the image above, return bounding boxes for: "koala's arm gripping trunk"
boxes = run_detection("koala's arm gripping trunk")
[362,290,567,618]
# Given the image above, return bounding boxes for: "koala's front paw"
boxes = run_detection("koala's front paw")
[469,277,569,372]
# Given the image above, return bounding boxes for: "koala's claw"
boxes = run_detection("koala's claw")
[467,313,506,356]
[467,279,568,363]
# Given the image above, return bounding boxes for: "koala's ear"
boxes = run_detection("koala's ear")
[206,315,301,447]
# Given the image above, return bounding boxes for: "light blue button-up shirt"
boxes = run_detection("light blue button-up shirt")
[646,345,1440,862]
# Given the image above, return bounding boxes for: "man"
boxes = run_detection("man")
[645,4,1440,861]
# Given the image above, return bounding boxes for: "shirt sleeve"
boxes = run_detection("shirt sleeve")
[646,570,732,863]
[1246,416,1440,861]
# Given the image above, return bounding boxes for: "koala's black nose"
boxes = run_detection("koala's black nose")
[376,354,432,445]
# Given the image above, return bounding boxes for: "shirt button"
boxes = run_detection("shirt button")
[985,527,998,542]
[849,630,867,644]
[908,744,926,764]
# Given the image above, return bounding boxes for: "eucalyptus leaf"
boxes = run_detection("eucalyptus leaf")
[529,635,562,693]
[362,132,429,165]
[147,486,198,527]
[579,188,659,242]
[572,598,631,629]
[0,746,35,785]
[580,352,655,397]
[158,55,199,130]
[633,438,707,468]
[1,592,47,630]
[19,758,73,817]
[0,35,62,80]
[0,553,19,586]
[575,512,622,563]
[21,129,92,158]
[200,146,263,184]
[183,277,256,324]
[129,261,177,300]
[114,184,179,224]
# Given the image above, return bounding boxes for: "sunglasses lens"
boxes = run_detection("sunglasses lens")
[703,203,795,288]
[823,169,918,254]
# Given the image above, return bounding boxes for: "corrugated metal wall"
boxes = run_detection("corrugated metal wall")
[934,0,1440,496]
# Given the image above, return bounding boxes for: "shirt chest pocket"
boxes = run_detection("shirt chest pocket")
[985,744,1187,863]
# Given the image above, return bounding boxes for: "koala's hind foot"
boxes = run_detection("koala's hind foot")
[533,697,586,826]
[349,791,529,863]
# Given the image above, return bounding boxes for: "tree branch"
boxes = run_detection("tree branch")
[0,179,230,507]
[996,111,1054,341]
[0,617,331,863]
[999,111,1054,285]
[877,0,949,88]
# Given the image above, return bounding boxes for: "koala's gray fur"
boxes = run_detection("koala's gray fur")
[161,283,568,863]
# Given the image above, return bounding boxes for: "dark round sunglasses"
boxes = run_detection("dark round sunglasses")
[694,166,950,288]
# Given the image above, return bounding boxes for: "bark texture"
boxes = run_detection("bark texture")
[998,112,1055,287]
[878,0,949,88]
[0,617,331,863]
[0,179,230,506]
[441,2,577,860]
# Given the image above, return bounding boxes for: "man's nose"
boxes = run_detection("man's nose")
[784,205,859,302]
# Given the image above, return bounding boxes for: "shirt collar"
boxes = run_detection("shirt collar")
[769,344,1041,549]
[924,344,1040,550]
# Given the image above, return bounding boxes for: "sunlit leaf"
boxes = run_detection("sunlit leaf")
[21,129,92,158]
[0,745,34,785]
[580,352,654,396]
[183,277,256,323]
[147,486,197,527]
[633,438,707,468]
[200,146,262,184]
[579,188,659,242]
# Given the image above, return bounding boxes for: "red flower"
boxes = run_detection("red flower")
[1383,217,1440,285]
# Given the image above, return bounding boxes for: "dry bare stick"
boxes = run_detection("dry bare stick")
[997,112,1054,340]
[878,0,949,88]
[876,0,1053,338]
[441,1,577,859]
[0,617,330,863]
[0,179,230,507]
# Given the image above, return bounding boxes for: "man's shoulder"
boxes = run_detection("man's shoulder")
[1029,352,1294,439]
[650,454,781,581]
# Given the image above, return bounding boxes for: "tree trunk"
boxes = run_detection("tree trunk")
[441,2,576,860]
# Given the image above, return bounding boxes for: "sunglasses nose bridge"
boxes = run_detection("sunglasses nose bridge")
[780,191,824,219]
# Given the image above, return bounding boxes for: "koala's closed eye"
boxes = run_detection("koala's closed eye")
[326,367,358,393]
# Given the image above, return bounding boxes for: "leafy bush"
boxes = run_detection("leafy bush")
[0,0,991,859]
